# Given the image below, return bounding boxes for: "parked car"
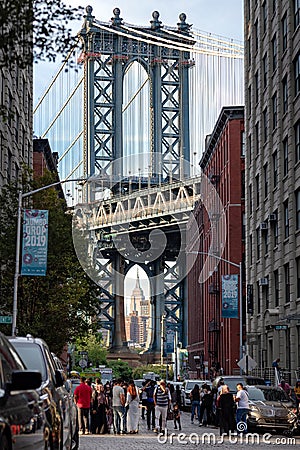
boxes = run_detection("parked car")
[52,354,79,450]
[9,334,78,450]
[212,375,266,393]
[247,385,297,434]
[0,332,50,450]
[181,379,212,407]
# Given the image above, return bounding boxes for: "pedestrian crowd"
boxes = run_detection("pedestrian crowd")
[73,376,182,436]
[73,374,300,437]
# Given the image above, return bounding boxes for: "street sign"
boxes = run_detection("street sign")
[0,316,12,324]
[79,358,87,368]
[274,325,288,330]
[237,354,257,372]
[78,351,88,355]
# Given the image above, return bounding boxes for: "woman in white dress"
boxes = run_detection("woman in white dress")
[125,380,140,433]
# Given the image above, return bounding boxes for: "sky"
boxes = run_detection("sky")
[34,0,244,100]
[34,0,244,304]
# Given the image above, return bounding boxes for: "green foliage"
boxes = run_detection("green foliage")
[107,359,133,381]
[74,334,107,368]
[0,170,101,353]
[0,0,83,69]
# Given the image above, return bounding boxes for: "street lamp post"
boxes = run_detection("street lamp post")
[12,177,86,336]
[188,251,243,372]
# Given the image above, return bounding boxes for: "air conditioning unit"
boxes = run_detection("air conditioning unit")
[268,214,277,222]
[260,222,268,230]
[259,278,269,286]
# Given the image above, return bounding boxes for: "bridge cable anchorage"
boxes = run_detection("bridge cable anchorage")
[33,39,81,114]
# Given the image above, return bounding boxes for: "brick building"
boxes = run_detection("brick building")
[187,106,245,377]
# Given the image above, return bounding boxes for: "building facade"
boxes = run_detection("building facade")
[125,273,150,347]
[245,1,300,381]
[187,106,245,377]
[0,64,32,188]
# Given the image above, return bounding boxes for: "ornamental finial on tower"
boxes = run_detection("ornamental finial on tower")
[82,5,95,30]
[111,7,123,26]
[150,11,163,31]
[177,13,192,33]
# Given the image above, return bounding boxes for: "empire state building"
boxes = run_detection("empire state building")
[125,271,150,346]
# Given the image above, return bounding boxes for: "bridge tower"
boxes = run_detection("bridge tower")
[77,6,195,362]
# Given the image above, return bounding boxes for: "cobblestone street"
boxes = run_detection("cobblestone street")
[78,410,300,450]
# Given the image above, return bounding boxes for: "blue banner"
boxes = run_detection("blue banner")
[221,274,239,318]
[21,210,49,276]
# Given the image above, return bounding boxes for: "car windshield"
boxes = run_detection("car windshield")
[11,342,46,381]
[221,378,244,392]
[259,388,290,402]
[186,381,207,390]
[247,388,266,401]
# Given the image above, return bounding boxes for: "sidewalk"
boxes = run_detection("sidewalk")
[78,410,300,449]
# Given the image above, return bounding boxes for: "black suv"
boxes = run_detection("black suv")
[9,335,78,450]
[0,332,50,450]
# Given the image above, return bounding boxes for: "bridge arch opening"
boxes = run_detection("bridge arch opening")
[123,61,151,174]
[125,265,151,350]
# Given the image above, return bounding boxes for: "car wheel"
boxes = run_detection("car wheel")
[0,434,11,450]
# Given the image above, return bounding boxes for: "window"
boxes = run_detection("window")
[263,108,268,142]
[264,229,269,254]
[241,170,245,199]
[255,122,259,154]
[297,257,300,298]
[274,270,279,307]
[284,200,289,238]
[284,263,290,303]
[272,151,278,187]
[264,284,269,310]
[296,189,300,230]
[295,121,300,162]
[241,131,245,156]
[256,174,260,207]
[282,76,288,114]
[282,13,287,52]
[294,53,300,96]
[264,163,268,198]
[272,35,277,72]
[248,85,252,113]
[272,93,277,129]
[249,234,253,264]
[263,54,267,88]
[248,134,252,164]
[256,227,261,260]
[249,184,253,214]
[254,19,259,52]
[283,137,288,176]
[257,281,261,314]
[255,71,259,103]
[7,149,12,183]
[273,210,279,246]
[295,0,300,30]
[242,212,246,240]
[262,2,267,34]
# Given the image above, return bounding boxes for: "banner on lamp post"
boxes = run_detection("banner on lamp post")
[21,210,49,276]
[221,274,239,318]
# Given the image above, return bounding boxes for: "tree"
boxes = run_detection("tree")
[0,0,83,69]
[0,170,101,353]
[107,360,133,381]
[75,333,107,368]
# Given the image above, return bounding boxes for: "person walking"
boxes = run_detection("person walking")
[144,380,156,430]
[125,380,140,433]
[190,384,201,424]
[218,385,235,435]
[91,383,108,434]
[74,376,93,435]
[294,380,300,414]
[140,381,148,420]
[153,380,171,435]
[112,379,126,435]
[235,383,249,433]
[199,385,213,426]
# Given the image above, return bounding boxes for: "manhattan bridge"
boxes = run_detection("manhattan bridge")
[34,6,244,362]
